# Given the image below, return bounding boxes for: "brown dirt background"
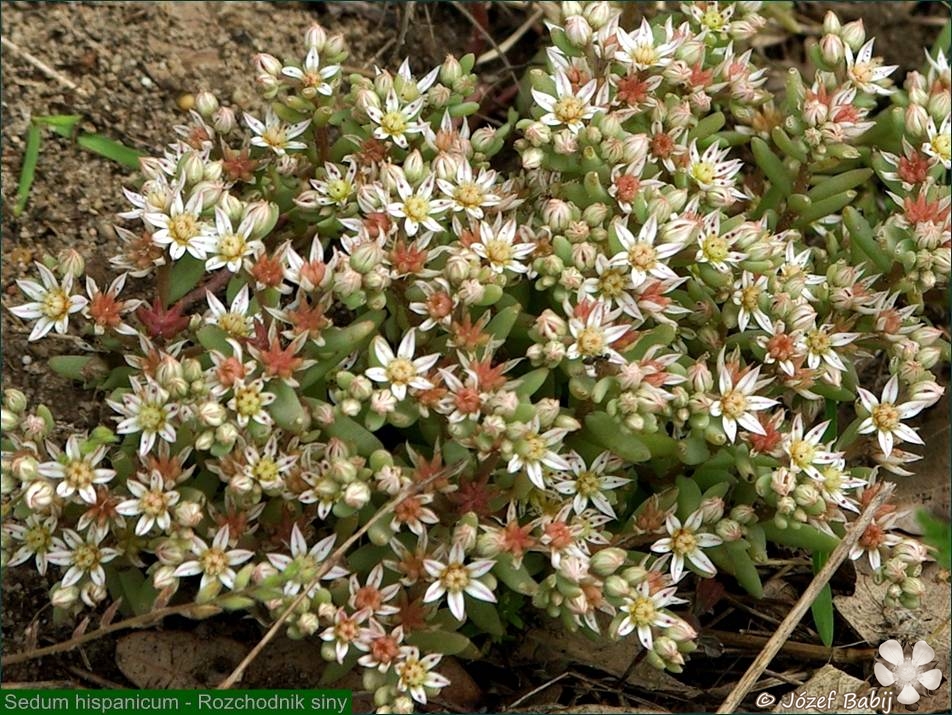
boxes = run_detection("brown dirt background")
[1,1,949,710]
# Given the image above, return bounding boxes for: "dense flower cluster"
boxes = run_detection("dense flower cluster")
[3,2,949,709]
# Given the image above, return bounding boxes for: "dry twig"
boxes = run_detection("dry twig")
[1,36,89,97]
[215,466,453,689]
[716,482,895,713]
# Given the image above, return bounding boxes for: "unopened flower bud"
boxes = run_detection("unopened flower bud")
[197,401,226,427]
[343,481,371,509]
[439,55,462,85]
[928,91,951,123]
[194,91,219,119]
[1,408,19,432]
[584,1,613,29]
[471,127,496,154]
[212,106,236,134]
[820,34,844,65]
[905,104,930,138]
[243,201,280,241]
[730,504,757,525]
[604,575,631,598]
[305,23,327,51]
[179,151,206,185]
[524,121,551,147]
[13,452,39,482]
[51,584,79,609]
[521,146,544,169]
[216,423,239,447]
[254,53,283,77]
[458,279,486,305]
[564,15,593,47]
[553,130,578,155]
[194,430,215,451]
[4,389,27,414]
[840,19,865,51]
[822,11,841,35]
[591,547,627,576]
[583,202,609,226]
[57,248,85,279]
[25,479,54,510]
[403,149,427,184]
[714,518,744,542]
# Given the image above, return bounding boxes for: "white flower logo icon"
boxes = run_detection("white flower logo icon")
[874,639,943,705]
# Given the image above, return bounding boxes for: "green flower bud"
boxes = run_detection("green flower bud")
[591,547,628,576]
[56,248,85,279]
[440,54,462,85]
[3,389,27,414]
[243,201,280,241]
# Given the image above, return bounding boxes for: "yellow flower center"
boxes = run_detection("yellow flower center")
[73,543,101,571]
[788,440,816,468]
[327,178,353,203]
[400,658,427,689]
[141,489,169,517]
[871,402,900,431]
[554,96,586,124]
[403,195,430,223]
[454,183,484,208]
[691,161,716,185]
[598,270,627,297]
[440,562,470,592]
[484,239,514,266]
[630,44,658,67]
[805,329,831,354]
[576,326,606,356]
[25,524,52,552]
[627,595,657,626]
[234,384,263,417]
[200,546,228,577]
[850,63,873,86]
[524,436,548,462]
[138,404,167,432]
[701,233,729,263]
[252,458,279,484]
[576,470,600,497]
[701,8,726,30]
[671,528,698,555]
[217,234,247,262]
[65,460,94,489]
[380,110,408,136]
[385,357,416,385]
[740,285,760,310]
[169,214,199,246]
[629,243,657,270]
[931,133,951,161]
[41,289,70,320]
[720,389,748,419]
[219,312,249,338]
[262,125,288,149]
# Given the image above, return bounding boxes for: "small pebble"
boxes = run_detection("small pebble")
[140,75,155,88]
[177,93,196,112]
[21,356,32,367]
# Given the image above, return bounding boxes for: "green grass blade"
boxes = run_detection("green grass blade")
[13,123,42,217]
[35,114,82,138]
[77,133,143,169]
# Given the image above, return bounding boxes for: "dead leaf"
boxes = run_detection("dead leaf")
[515,617,703,698]
[438,657,483,711]
[835,563,950,713]
[116,631,248,688]
[772,664,874,714]
[891,394,950,534]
